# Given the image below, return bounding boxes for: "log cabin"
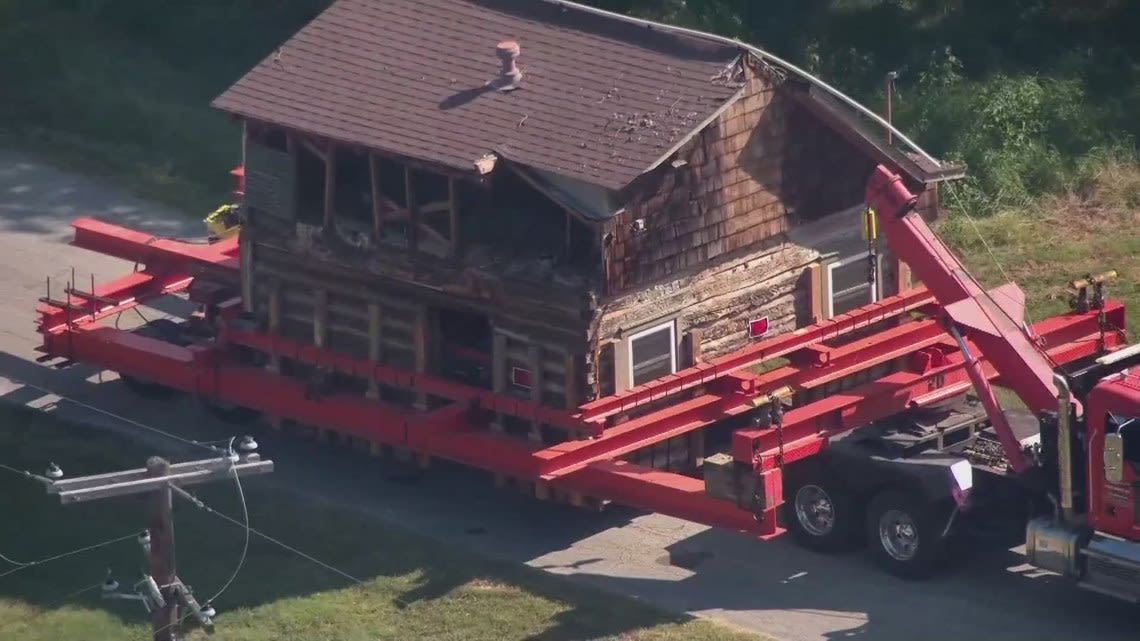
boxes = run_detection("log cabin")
[210,0,965,446]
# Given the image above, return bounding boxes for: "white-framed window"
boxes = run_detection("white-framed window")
[827,251,883,317]
[627,321,677,387]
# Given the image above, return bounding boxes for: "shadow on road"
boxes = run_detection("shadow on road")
[0,151,200,240]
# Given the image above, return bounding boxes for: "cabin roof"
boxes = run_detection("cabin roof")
[212,0,746,191]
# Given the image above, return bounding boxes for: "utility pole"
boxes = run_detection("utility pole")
[39,437,273,641]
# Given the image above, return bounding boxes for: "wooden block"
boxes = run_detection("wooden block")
[534,482,551,501]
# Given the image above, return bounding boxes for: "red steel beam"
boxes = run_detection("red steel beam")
[37,270,196,334]
[734,301,1127,467]
[222,325,603,437]
[556,461,780,538]
[70,217,240,267]
[534,316,948,480]
[575,287,937,423]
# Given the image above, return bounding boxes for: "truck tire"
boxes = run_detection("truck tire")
[119,319,185,400]
[784,467,861,553]
[864,488,949,579]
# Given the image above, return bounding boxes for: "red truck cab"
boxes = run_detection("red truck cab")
[1087,369,1140,541]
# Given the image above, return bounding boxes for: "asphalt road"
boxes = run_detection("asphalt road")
[0,149,1137,641]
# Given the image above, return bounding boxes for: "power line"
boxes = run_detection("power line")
[203,439,251,606]
[2,377,223,455]
[180,491,367,588]
[0,532,138,579]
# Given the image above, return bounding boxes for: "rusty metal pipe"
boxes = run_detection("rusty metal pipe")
[1053,373,1075,523]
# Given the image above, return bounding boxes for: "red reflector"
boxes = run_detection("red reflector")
[511,367,532,388]
[748,316,770,339]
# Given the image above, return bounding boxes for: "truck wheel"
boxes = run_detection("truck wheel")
[785,469,861,553]
[865,489,948,579]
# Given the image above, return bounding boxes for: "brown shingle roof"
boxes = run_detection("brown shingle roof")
[211,0,744,190]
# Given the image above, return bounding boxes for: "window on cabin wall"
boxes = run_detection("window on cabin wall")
[628,321,677,387]
[827,250,883,317]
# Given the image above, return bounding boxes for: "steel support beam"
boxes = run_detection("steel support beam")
[576,287,936,423]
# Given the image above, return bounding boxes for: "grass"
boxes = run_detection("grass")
[0,404,765,641]
[936,151,1140,323]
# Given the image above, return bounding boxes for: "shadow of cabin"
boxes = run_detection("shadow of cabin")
[214,0,963,468]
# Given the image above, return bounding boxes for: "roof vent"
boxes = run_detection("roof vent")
[493,40,522,91]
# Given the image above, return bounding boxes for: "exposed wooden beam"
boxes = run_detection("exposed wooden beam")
[369,153,384,240]
[491,332,508,432]
[405,166,419,252]
[528,343,545,442]
[417,222,449,248]
[564,352,580,411]
[413,305,428,409]
[296,134,328,163]
[313,289,328,349]
[448,177,460,260]
[366,301,383,400]
[323,143,337,228]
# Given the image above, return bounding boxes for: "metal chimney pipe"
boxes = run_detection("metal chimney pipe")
[495,40,522,91]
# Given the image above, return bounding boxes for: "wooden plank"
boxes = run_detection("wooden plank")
[564,352,581,412]
[491,332,508,432]
[369,153,383,239]
[313,289,328,349]
[367,301,382,399]
[528,342,544,441]
[809,262,824,323]
[323,143,336,227]
[405,166,419,252]
[413,305,428,409]
[448,177,460,259]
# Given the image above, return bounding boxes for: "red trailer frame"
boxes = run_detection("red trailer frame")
[35,217,1127,538]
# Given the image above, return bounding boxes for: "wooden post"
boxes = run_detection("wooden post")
[563,352,580,411]
[688,329,703,366]
[404,166,418,252]
[413,305,428,410]
[240,237,254,314]
[370,153,383,241]
[313,289,328,349]
[324,143,337,228]
[565,210,572,255]
[147,457,177,641]
[448,177,460,260]
[808,263,825,322]
[528,343,544,443]
[491,332,507,432]
[267,284,282,373]
[366,301,382,400]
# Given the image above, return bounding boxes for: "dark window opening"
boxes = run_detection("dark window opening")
[458,169,565,261]
[629,322,676,387]
[333,148,372,227]
[370,154,409,247]
[568,215,600,270]
[295,144,325,226]
[1108,414,1140,469]
[411,169,452,253]
[436,307,492,389]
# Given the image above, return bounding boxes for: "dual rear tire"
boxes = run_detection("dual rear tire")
[784,466,951,579]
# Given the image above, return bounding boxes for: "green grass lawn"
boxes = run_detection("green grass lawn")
[0,404,764,641]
